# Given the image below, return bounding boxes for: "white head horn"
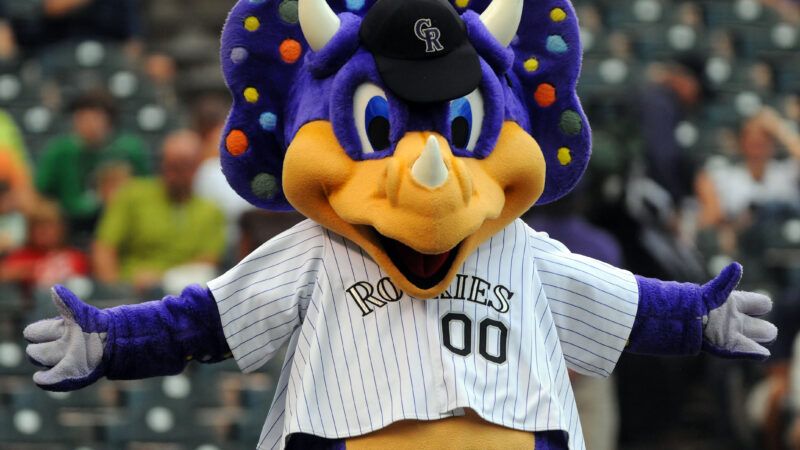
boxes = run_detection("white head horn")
[298,0,341,51]
[479,0,524,47]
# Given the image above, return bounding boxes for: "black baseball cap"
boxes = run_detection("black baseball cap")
[360,0,482,104]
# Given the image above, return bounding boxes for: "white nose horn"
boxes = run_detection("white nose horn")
[411,136,449,189]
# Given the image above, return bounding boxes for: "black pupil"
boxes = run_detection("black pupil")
[451,117,470,149]
[367,117,390,151]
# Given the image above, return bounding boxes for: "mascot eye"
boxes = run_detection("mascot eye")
[354,83,391,154]
[448,89,484,152]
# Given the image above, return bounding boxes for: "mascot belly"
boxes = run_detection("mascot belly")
[22,0,778,449]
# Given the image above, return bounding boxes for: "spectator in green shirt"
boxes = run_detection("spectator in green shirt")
[35,90,150,234]
[93,130,225,294]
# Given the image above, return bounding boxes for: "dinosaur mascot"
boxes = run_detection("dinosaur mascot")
[23,0,777,448]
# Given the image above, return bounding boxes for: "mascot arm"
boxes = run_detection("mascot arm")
[627,263,777,359]
[24,284,229,392]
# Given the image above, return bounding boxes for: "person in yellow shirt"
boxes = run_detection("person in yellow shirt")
[0,109,30,178]
[92,130,225,293]
[0,109,35,213]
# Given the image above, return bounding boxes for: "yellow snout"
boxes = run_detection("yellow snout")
[329,131,505,255]
[283,120,545,298]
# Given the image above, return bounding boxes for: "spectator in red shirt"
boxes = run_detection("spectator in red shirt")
[0,199,89,292]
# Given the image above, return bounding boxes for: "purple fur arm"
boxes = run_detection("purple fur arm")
[626,276,705,355]
[103,284,231,379]
[25,285,230,391]
[627,263,743,356]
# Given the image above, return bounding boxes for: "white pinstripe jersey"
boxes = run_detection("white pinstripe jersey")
[208,219,640,450]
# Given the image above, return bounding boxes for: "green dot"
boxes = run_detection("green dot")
[251,173,279,199]
[559,110,582,136]
[278,0,299,24]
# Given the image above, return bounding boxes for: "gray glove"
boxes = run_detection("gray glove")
[704,290,777,359]
[24,286,108,391]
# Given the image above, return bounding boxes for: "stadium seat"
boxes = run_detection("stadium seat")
[0,408,71,450]
[44,381,119,409]
[606,0,664,28]
[107,391,217,445]
[27,288,59,323]
[0,339,31,376]
[21,106,55,135]
[7,387,85,443]
[0,283,24,318]
[191,360,245,408]
[86,282,136,304]
[776,57,800,92]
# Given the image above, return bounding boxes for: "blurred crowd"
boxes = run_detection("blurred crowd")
[1,0,800,449]
[0,70,304,299]
[0,0,308,295]
[553,1,800,450]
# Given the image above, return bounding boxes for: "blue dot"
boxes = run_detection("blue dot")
[260,112,277,131]
[546,35,568,54]
[231,47,249,64]
[346,0,364,10]
[249,0,266,3]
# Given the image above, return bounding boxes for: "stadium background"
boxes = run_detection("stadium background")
[1,0,800,449]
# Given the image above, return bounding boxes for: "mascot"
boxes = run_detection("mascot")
[23,0,778,448]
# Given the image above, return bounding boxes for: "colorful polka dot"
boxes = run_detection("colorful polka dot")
[557,147,572,165]
[244,87,260,103]
[534,83,556,107]
[559,110,582,136]
[260,112,277,131]
[244,16,261,32]
[278,0,299,23]
[251,173,279,199]
[523,57,539,72]
[230,47,248,64]
[550,8,567,22]
[279,39,302,64]
[226,130,249,156]
[346,0,365,10]
[455,0,470,8]
[546,35,568,54]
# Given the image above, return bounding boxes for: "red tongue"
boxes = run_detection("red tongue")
[384,239,451,279]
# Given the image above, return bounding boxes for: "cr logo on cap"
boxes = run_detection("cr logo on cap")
[414,18,445,53]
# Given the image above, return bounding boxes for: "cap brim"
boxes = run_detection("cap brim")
[373,43,482,104]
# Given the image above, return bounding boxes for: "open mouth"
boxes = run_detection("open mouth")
[374,229,460,290]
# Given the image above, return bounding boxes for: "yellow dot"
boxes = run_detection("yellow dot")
[524,57,539,72]
[244,87,259,103]
[244,16,261,32]
[550,7,567,22]
[557,147,572,165]
[455,0,470,7]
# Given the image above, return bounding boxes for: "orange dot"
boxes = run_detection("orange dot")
[534,83,556,107]
[226,130,249,156]
[279,39,302,64]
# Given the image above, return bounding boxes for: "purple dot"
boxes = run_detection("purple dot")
[231,47,249,64]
